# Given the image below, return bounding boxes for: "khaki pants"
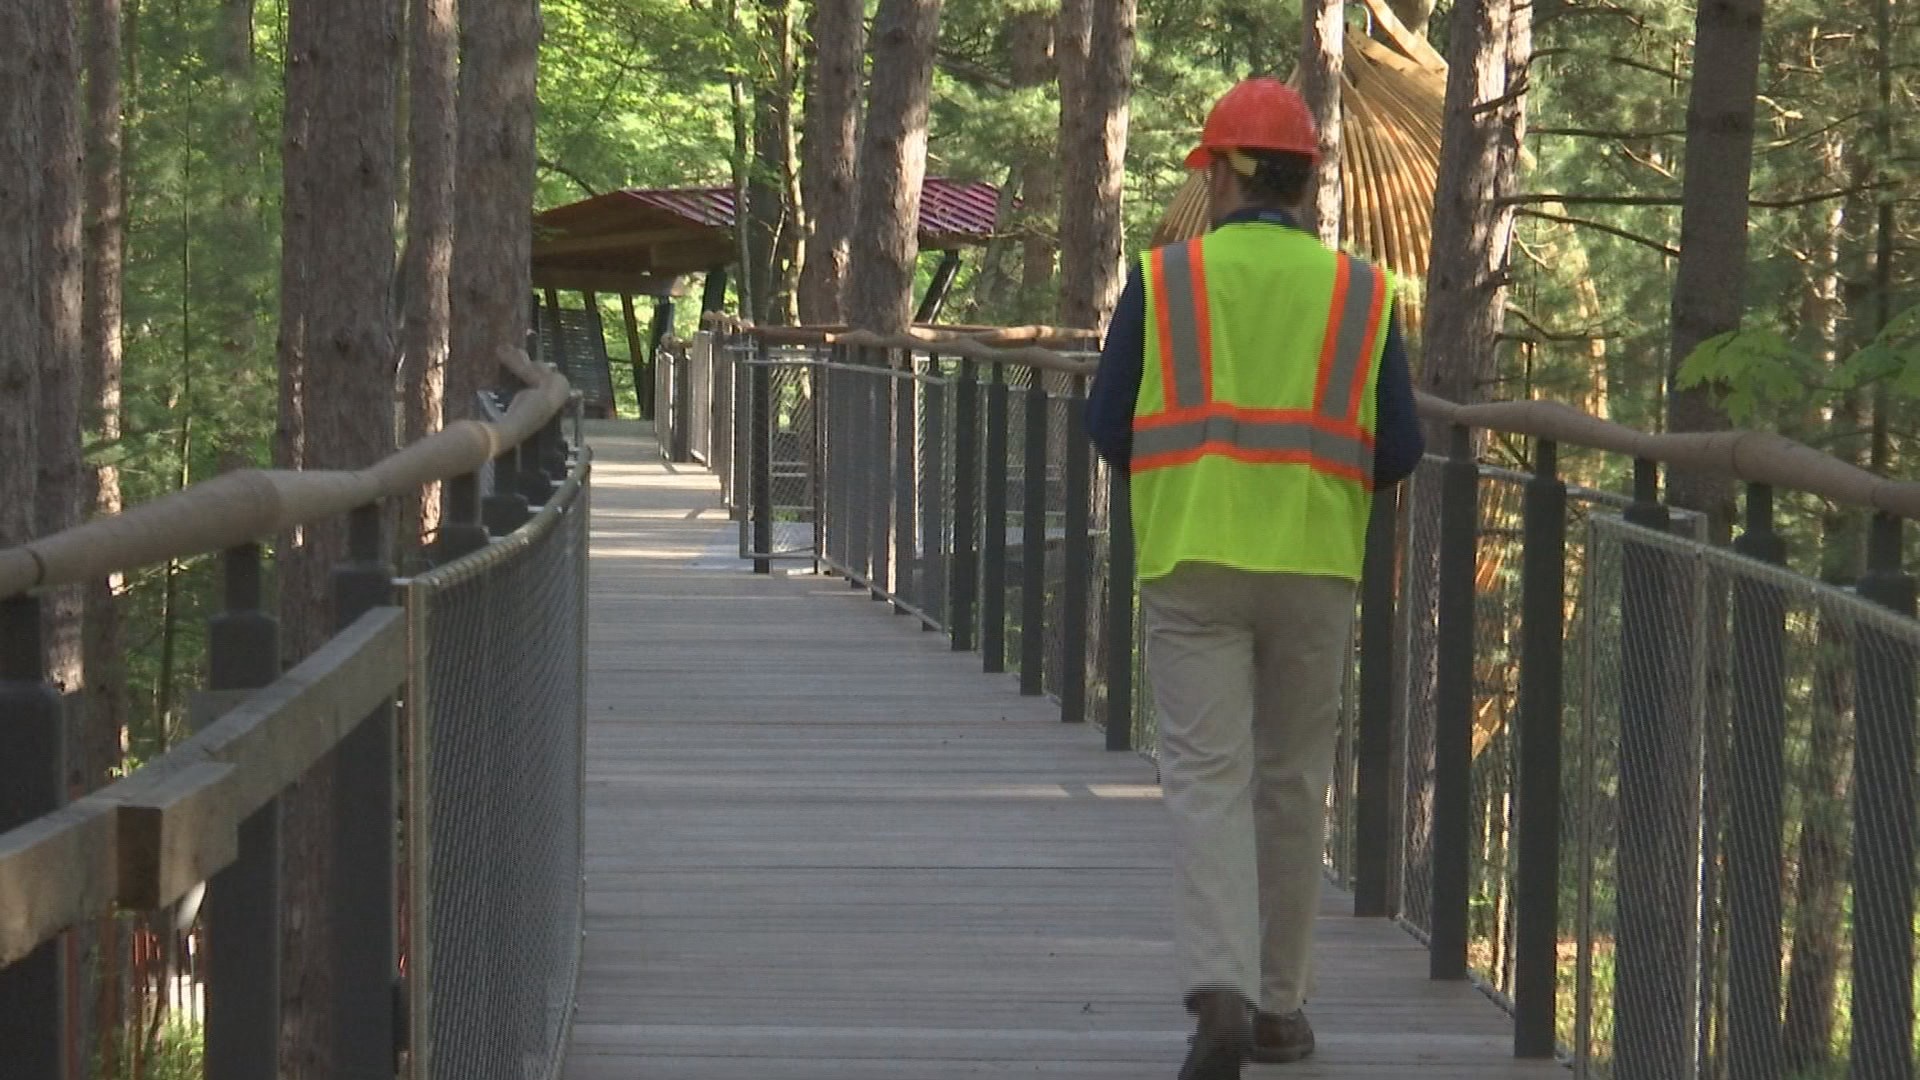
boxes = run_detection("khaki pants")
[1141,563,1355,1014]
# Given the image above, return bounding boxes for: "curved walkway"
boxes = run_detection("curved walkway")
[563,423,1558,1078]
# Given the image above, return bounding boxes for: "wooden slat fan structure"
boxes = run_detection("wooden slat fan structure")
[1149,0,1446,328]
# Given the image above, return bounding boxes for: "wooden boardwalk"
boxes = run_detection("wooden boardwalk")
[564,424,1560,1079]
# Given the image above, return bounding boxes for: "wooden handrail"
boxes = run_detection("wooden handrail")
[703,320,1920,522]
[0,346,571,600]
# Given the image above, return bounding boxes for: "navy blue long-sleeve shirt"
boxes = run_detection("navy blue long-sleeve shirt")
[1085,209,1424,487]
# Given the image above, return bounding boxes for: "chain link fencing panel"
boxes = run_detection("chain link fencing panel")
[406,466,588,1080]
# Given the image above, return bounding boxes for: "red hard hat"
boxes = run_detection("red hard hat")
[1182,77,1319,169]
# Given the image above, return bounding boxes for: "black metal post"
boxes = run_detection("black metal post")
[1019,378,1048,695]
[1354,489,1399,917]
[519,423,557,507]
[482,446,532,537]
[670,342,693,463]
[1513,440,1567,1057]
[1850,513,1916,1080]
[203,545,282,1080]
[921,364,948,627]
[329,504,397,1080]
[1060,378,1092,722]
[1725,482,1788,1080]
[0,596,66,1080]
[645,297,675,419]
[982,365,1011,673]
[1430,425,1478,982]
[751,349,774,575]
[433,472,490,564]
[1104,467,1136,751]
[868,352,893,600]
[894,363,918,613]
[950,361,980,650]
[1615,457,1690,1080]
[844,354,870,588]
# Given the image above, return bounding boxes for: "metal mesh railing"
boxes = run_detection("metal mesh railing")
[1566,514,1920,1079]
[406,466,589,1080]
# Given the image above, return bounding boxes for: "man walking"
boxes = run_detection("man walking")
[1085,78,1424,1078]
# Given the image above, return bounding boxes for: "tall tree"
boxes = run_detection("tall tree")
[964,4,1056,325]
[275,0,401,1076]
[0,0,45,543]
[745,0,798,324]
[449,0,541,415]
[402,0,459,543]
[1299,0,1342,244]
[1418,0,1529,408]
[1663,0,1765,519]
[83,0,128,796]
[844,0,944,334]
[1057,0,1135,330]
[796,0,864,324]
[35,0,86,700]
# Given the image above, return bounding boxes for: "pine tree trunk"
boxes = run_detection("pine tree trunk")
[449,0,540,415]
[275,2,401,1077]
[34,0,86,699]
[1299,0,1342,244]
[747,0,796,325]
[844,0,944,335]
[797,0,862,325]
[1056,0,1134,331]
[1418,0,1529,412]
[0,0,42,551]
[83,0,130,1066]
[1009,8,1057,324]
[402,0,457,545]
[1663,0,1764,523]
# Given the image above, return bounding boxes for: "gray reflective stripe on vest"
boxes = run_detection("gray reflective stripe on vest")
[1317,258,1382,422]
[1158,242,1208,410]
[1133,416,1375,475]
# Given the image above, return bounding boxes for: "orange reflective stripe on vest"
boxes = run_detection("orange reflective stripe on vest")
[1138,240,1385,485]
[1313,256,1389,425]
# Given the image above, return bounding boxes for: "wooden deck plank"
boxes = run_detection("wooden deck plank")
[565,423,1562,1079]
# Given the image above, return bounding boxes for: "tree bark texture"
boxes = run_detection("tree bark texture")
[0,0,46,552]
[797,0,863,324]
[1664,0,1764,520]
[275,2,401,1077]
[84,0,128,789]
[746,0,797,325]
[844,0,944,335]
[966,7,1056,325]
[1056,0,1134,331]
[449,0,541,416]
[32,0,87,701]
[402,0,458,545]
[1417,0,1529,414]
[1299,0,1342,244]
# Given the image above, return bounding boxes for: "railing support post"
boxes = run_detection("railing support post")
[1354,488,1399,916]
[1019,377,1048,696]
[751,347,774,575]
[434,471,490,564]
[1726,482,1787,1080]
[483,446,532,537]
[868,350,893,600]
[1104,465,1136,751]
[1851,512,1916,1080]
[1060,377,1092,722]
[894,360,918,613]
[0,595,66,1080]
[330,504,398,1080]
[950,360,980,651]
[982,365,1011,673]
[1514,440,1566,1057]
[1615,457,1694,1080]
[921,362,949,628]
[203,544,283,1080]
[1430,424,1478,982]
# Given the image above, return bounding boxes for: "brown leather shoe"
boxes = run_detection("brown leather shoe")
[1177,990,1253,1080]
[1248,1009,1315,1063]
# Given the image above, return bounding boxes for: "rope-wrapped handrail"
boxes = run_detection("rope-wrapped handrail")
[702,319,1920,521]
[0,345,572,601]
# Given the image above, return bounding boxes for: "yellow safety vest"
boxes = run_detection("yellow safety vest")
[1132,223,1393,582]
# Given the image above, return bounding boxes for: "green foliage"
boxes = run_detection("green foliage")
[1677,304,1920,427]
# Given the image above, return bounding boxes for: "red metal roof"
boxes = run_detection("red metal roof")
[539,176,999,242]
